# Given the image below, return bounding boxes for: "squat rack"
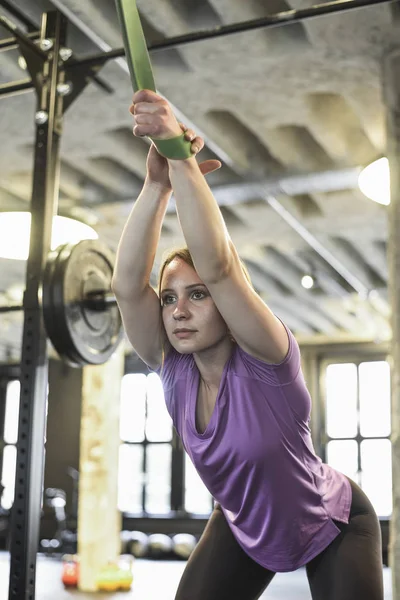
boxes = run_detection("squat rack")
[0,0,394,598]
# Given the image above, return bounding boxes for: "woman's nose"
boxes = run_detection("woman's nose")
[173,298,190,319]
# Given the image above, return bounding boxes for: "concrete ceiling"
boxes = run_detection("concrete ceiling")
[0,0,396,363]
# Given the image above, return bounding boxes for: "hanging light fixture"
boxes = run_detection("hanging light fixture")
[358,157,390,206]
[0,212,98,260]
[301,274,314,289]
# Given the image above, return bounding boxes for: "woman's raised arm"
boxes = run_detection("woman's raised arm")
[132,89,289,364]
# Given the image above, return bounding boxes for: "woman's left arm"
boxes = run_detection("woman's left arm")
[168,158,289,364]
[132,89,289,364]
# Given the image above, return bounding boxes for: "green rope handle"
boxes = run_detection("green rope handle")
[115,0,192,160]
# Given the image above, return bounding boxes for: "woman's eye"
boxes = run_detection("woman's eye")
[162,295,175,305]
[192,290,205,300]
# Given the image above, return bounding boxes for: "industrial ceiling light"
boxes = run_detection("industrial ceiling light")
[0,212,98,260]
[358,157,390,206]
[301,275,314,289]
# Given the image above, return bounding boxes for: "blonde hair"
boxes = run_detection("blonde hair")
[158,246,253,295]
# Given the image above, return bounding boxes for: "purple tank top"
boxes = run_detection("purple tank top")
[158,325,352,572]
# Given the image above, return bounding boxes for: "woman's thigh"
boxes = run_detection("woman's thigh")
[305,477,384,600]
[174,504,275,600]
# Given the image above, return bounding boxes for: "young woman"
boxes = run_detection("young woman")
[112,89,384,600]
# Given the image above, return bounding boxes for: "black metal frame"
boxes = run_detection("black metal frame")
[0,7,117,599]
[54,0,395,72]
[0,0,395,597]
[0,0,393,98]
[7,12,68,600]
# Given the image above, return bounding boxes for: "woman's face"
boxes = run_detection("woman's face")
[160,258,229,354]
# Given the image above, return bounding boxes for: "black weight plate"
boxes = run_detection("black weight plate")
[43,243,73,361]
[43,240,123,367]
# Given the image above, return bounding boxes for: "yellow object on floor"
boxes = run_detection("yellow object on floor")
[95,558,134,592]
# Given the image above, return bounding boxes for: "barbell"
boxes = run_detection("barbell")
[0,239,124,367]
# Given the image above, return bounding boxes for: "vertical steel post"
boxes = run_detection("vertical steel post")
[8,11,67,600]
[384,47,400,600]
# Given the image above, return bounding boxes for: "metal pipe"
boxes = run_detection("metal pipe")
[0,77,34,98]
[0,0,38,31]
[0,30,40,52]
[0,72,113,100]
[383,46,400,599]
[0,293,118,313]
[264,195,369,297]
[66,0,392,71]
[0,16,47,60]
[0,305,25,313]
[0,74,113,98]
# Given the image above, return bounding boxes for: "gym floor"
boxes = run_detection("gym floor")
[0,553,393,599]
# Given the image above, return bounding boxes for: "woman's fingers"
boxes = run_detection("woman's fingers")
[198,159,222,175]
[183,128,197,142]
[133,114,153,137]
[129,92,181,139]
[130,109,206,149]
[132,89,162,105]
[190,135,205,155]
[133,113,170,138]
[179,123,198,144]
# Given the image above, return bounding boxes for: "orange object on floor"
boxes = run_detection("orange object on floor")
[61,555,79,588]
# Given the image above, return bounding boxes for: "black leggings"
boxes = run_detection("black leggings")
[174,477,384,600]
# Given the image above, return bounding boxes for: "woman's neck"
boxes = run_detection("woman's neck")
[193,337,235,388]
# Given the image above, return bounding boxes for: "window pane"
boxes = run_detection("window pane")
[145,443,171,514]
[326,440,359,482]
[4,380,20,444]
[118,444,144,513]
[120,374,146,443]
[359,362,391,438]
[185,454,213,515]
[1,445,17,509]
[361,439,392,517]
[326,363,358,438]
[145,374,172,442]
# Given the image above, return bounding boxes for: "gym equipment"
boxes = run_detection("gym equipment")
[147,533,173,559]
[41,487,78,555]
[172,533,197,560]
[39,538,61,554]
[95,557,134,592]
[0,239,124,368]
[61,554,134,591]
[115,0,192,160]
[120,530,133,554]
[61,0,391,78]
[129,530,150,558]
[43,240,123,366]
[61,555,79,588]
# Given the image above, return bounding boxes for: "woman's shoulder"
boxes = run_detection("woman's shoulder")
[157,347,194,390]
[231,326,301,387]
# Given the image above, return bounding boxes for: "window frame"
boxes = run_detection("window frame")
[0,372,21,510]
[118,369,214,518]
[318,352,392,519]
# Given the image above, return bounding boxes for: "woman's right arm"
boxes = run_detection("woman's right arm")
[112,102,221,368]
[111,178,171,370]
